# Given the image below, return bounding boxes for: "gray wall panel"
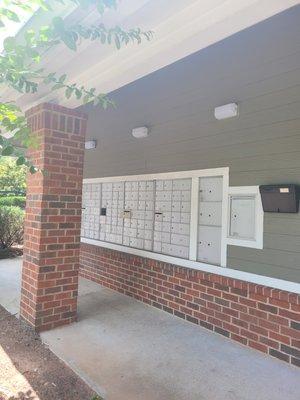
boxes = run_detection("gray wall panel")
[80,6,300,283]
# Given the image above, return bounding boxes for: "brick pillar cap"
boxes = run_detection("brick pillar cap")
[25,102,88,119]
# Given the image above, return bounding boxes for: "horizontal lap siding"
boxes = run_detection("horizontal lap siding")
[82,7,300,282]
[80,243,300,367]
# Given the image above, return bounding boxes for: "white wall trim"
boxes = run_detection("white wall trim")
[83,167,229,183]
[81,237,300,295]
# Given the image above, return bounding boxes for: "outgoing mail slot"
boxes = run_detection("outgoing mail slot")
[259,185,299,213]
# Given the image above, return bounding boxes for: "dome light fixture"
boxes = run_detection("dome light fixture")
[214,103,238,120]
[132,126,149,138]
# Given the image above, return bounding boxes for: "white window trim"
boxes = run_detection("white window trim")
[227,186,264,249]
[83,167,229,267]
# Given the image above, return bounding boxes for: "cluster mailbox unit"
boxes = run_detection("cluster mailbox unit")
[82,170,300,269]
[81,169,228,268]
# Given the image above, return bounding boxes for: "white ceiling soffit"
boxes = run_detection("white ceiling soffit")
[2,0,298,110]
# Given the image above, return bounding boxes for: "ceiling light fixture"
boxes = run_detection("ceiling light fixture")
[131,126,149,138]
[214,103,238,120]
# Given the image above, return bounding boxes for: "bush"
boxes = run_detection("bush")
[0,196,26,209]
[0,206,25,249]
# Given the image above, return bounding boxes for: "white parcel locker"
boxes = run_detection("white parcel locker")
[229,195,256,240]
[199,202,222,226]
[197,226,222,265]
[197,175,223,265]
[199,176,223,202]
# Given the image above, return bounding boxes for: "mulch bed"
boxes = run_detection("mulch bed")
[0,305,102,400]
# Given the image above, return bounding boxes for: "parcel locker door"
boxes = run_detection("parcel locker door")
[198,175,223,265]
[229,196,256,240]
[199,202,222,226]
[199,177,223,202]
[197,226,222,265]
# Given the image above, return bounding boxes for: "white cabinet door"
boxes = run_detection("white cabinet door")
[198,175,224,265]
[197,226,222,265]
[229,195,256,240]
[199,202,222,226]
[199,177,223,202]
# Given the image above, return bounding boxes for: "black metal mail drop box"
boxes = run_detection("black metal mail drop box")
[259,184,299,213]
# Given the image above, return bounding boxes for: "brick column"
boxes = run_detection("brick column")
[20,103,87,332]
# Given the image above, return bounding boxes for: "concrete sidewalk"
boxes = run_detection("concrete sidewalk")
[0,257,21,315]
[1,258,299,400]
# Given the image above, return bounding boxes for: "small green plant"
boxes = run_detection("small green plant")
[0,206,24,250]
[91,395,104,400]
[0,196,26,209]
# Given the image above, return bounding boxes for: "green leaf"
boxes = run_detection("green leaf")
[44,72,56,84]
[65,87,73,99]
[115,35,121,50]
[52,83,64,90]
[60,32,77,51]
[1,8,20,23]
[52,16,65,34]
[83,94,91,104]
[25,29,35,44]
[75,88,82,99]
[1,146,14,156]
[3,37,16,52]
[59,74,67,83]
[29,165,38,174]
[26,48,40,62]
[16,156,26,166]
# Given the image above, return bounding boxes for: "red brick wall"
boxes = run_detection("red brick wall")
[20,103,87,332]
[80,242,300,367]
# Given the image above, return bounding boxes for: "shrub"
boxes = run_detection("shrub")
[0,196,26,209]
[0,206,25,249]
[0,157,27,193]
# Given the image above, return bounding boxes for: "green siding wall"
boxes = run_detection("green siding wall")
[80,6,300,283]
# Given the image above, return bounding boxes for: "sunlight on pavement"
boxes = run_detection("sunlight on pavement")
[0,345,39,400]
